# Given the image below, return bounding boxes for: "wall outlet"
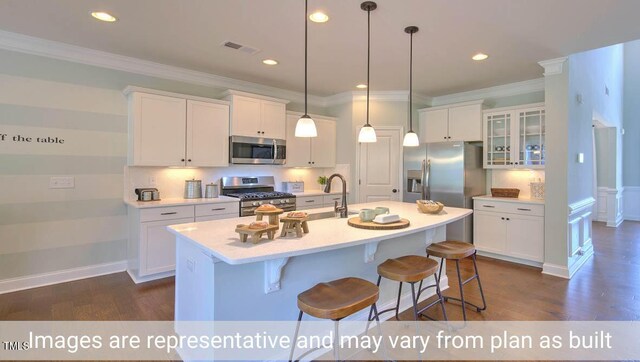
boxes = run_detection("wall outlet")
[577,153,584,164]
[49,176,75,189]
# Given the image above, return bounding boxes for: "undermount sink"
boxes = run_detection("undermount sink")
[307,210,357,221]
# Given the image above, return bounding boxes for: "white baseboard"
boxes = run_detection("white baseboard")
[624,186,640,221]
[568,243,594,278]
[127,269,175,284]
[542,263,570,279]
[0,260,127,294]
[476,250,543,268]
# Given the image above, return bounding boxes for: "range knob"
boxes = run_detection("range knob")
[252,201,260,206]
[269,200,275,204]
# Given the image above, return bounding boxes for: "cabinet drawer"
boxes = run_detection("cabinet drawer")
[296,196,324,209]
[195,203,239,217]
[140,206,195,222]
[323,194,342,205]
[474,200,544,216]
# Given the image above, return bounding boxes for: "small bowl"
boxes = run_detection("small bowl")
[416,200,444,214]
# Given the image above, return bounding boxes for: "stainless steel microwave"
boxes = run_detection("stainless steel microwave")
[229,136,286,165]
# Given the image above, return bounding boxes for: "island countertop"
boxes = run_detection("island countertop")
[167,200,472,265]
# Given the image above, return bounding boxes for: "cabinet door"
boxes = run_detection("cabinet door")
[131,93,186,166]
[419,109,449,143]
[230,96,262,137]
[506,214,544,262]
[186,100,229,167]
[261,101,286,139]
[473,211,507,254]
[516,107,545,169]
[140,217,193,276]
[483,111,514,169]
[448,104,482,141]
[311,118,337,168]
[284,114,312,167]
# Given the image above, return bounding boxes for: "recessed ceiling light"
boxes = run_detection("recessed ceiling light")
[472,53,489,61]
[262,59,279,65]
[309,11,329,23]
[356,84,367,89]
[91,11,117,22]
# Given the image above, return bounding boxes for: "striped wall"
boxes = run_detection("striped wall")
[0,74,128,287]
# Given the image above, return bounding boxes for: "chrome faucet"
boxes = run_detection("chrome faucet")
[324,173,348,218]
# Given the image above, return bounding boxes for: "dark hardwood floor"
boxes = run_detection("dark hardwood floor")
[1,221,638,322]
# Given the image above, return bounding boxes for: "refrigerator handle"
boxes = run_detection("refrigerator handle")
[425,159,431,200]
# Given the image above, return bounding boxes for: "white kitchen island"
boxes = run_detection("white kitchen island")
[167,201,472,322]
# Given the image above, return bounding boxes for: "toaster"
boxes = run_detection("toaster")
[135,188,160,201]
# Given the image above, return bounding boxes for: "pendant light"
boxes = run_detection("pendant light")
[403,26,420,147]
[295,0,317,137]
[358,1,377,143]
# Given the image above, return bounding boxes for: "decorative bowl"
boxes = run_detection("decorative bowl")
[416,200,444,214]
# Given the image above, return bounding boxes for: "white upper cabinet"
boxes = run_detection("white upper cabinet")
[285,112,336,168]
[418,100,484,143]
[126,87,230,167]
[224,90,289,139]
[129,92,187,167]
[186,100,229,167]
[483,103,545,169]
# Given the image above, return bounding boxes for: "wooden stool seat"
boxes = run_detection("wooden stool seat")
[297,277,379,320]
[377,255,439,283]
[426,240,475,260]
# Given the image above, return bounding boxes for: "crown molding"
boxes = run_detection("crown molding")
[0,30,324,107]
[430,78,545,106]
[539,57,568,76]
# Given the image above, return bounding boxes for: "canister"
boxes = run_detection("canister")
[184,179,202,199]
[205,183,219,198]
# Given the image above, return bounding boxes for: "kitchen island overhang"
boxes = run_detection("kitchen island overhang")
[167,201,472,322]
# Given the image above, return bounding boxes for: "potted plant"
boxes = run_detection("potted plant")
[317,176,327,186]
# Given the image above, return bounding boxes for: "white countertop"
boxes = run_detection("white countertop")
[125,196,238,209]
[167,200,472,265]
[473,195,545,204]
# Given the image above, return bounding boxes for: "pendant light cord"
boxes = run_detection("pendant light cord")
[365,7,371,126]
[409,30,413,132]
[304,0,308,116]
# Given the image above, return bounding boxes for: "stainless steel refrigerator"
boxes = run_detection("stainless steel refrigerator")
[403,141,486,243]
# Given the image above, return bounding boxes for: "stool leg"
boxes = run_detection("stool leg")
[434,271,448,321]
[395,282,403,320]
[289,311,303,362]
[410,282,419,320]
[333,320,340,361]
[454,259,468,321]
[472,252,487,312]
[366,275,382,332]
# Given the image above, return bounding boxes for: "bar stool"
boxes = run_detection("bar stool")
[426,240,487,321]
[368,255,448,322]
[290,277,380,362]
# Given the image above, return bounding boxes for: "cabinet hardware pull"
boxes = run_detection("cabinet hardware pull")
[211,208,226,211]
[161,212,177,215]
[506,218,510,220]
[305,200,315,203]
[517,208,531,211]
[181,159,185,162]
[501,217,505,220]
[482,205,495,208]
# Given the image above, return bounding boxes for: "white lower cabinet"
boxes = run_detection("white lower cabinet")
[128,202,239,283]
[473,198,544,265]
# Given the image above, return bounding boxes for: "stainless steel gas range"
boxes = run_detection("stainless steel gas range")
[221,176,296,216]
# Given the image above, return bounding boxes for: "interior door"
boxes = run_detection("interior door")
[358,128,402,202]
[186,100,229,167]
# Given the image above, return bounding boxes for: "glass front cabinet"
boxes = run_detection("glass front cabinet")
[483,103,545,169]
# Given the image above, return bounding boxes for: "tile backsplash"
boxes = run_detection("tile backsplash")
[125,164,351,200]
[489,169,545,199]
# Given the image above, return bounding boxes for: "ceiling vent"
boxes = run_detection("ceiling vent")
[221,41,260,55]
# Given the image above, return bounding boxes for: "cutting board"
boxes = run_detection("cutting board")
[347,217,410,230]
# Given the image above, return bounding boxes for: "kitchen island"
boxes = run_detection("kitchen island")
[167,200,472,322]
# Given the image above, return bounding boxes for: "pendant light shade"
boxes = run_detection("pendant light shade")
[403,131,419,147]
[358,1,377,143]
[295,114,318,137]
[295,0,317,138]
[359,125,377,143]
[403,25,420,147]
